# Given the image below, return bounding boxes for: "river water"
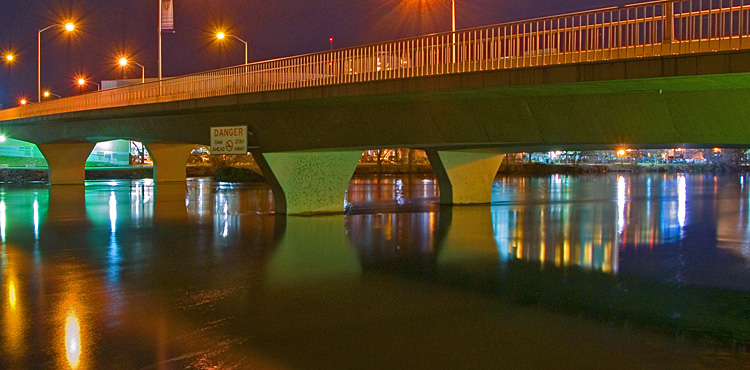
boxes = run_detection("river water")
[0,173,748,369]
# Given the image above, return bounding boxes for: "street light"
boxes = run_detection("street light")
[19,98,28,105]
[39,21,77,101]
[119,57,145,83]
[42,90,62,99]
[77,78,100,91]
[3,53,15,65]
[216,32,248,65]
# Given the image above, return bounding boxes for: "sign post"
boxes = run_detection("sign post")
[211,126,248,154]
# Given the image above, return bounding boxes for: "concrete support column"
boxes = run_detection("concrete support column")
[426,150,504,204]
[144,142,195,183]
[254,151,363,215]
[37,142,97,185]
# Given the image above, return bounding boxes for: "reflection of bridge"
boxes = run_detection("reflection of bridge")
[4,0,750,214]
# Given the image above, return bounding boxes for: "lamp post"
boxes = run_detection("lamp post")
[450,0,456,63]
[39,22,76,101]
[216,32,248,65]
[3,53,15,65]
[119,57,146,83]
[77,78,100,91]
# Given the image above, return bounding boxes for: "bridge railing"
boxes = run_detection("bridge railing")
[3,0,750,121]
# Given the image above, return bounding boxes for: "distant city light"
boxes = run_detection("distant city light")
[616,149,627,157]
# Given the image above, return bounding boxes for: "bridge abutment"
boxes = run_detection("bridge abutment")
[426,150,504,205]
[255,151,362,215]
[37,142,97,185]
[144,142,195,183]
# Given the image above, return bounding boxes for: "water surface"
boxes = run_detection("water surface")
[0,174,748,369]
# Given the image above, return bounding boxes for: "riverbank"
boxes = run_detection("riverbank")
[1,161,746,184]
[498,162,745,174]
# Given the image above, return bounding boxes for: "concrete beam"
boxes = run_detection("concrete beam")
[256,151,362,215]
[427,150,504,204]
[144,142,195,183]
[37,142,97,185]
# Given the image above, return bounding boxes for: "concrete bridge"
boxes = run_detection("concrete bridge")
[2,0,750,214]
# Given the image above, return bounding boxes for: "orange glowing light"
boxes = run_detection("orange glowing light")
[65,23,75,32]
[19,99,27,105]
[118,57,128,66]
[43,91,50,98]
[77,78,85,86]
[713,148,722,153]
[4,54,13,62]
[216,32,226,40]
[65,312,81,368]
[616,150,627,157]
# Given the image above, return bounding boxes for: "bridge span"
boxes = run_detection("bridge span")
[3,0,750,214]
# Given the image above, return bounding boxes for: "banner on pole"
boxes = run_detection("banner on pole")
[161,0,174,33]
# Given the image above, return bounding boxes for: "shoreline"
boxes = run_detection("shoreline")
[0,162,746,184]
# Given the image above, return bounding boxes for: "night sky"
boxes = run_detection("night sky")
[0,0,631,109]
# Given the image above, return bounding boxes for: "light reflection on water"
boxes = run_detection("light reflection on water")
[0,174,748,368]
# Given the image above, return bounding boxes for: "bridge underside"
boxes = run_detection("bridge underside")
[5,51,750,213]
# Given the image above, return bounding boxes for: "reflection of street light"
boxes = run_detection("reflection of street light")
[215,31,248,65]
[118,57,145,83]
[77,78,100,91]
[39,21,77,101]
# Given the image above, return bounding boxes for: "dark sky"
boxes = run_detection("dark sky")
[0,0,631,109]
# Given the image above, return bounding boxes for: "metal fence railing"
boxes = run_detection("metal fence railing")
[3,0,750,121]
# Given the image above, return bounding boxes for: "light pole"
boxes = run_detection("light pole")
[119,57,146,83]
[39,22,76,101]
[451,0,456,63]
[216,32,248,65]
[77,78,100,91]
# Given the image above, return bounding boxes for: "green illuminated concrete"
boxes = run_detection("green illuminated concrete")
[259,151,362,215]
[437,206,500,265]
[37,143,97,185]
[427,150,504,204]
[268,215,359,285]
[144,142,195,183]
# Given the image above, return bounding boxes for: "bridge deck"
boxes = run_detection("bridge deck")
[3,0,750,122]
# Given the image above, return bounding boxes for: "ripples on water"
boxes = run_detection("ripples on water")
[0,174,748,369]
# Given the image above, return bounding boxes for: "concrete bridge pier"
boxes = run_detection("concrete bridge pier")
[144,142,196,183]
[426,150,504,205]
[254,150,363,215]
[37,142,97,185]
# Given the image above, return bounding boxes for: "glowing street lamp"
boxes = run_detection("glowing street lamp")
[39,21,78,101]
[19,98,28,106]
[118,57,145,83]
[3,53,15,65]
[77,78,100,91]
[215,31,248,65]
[42,90,62,99]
